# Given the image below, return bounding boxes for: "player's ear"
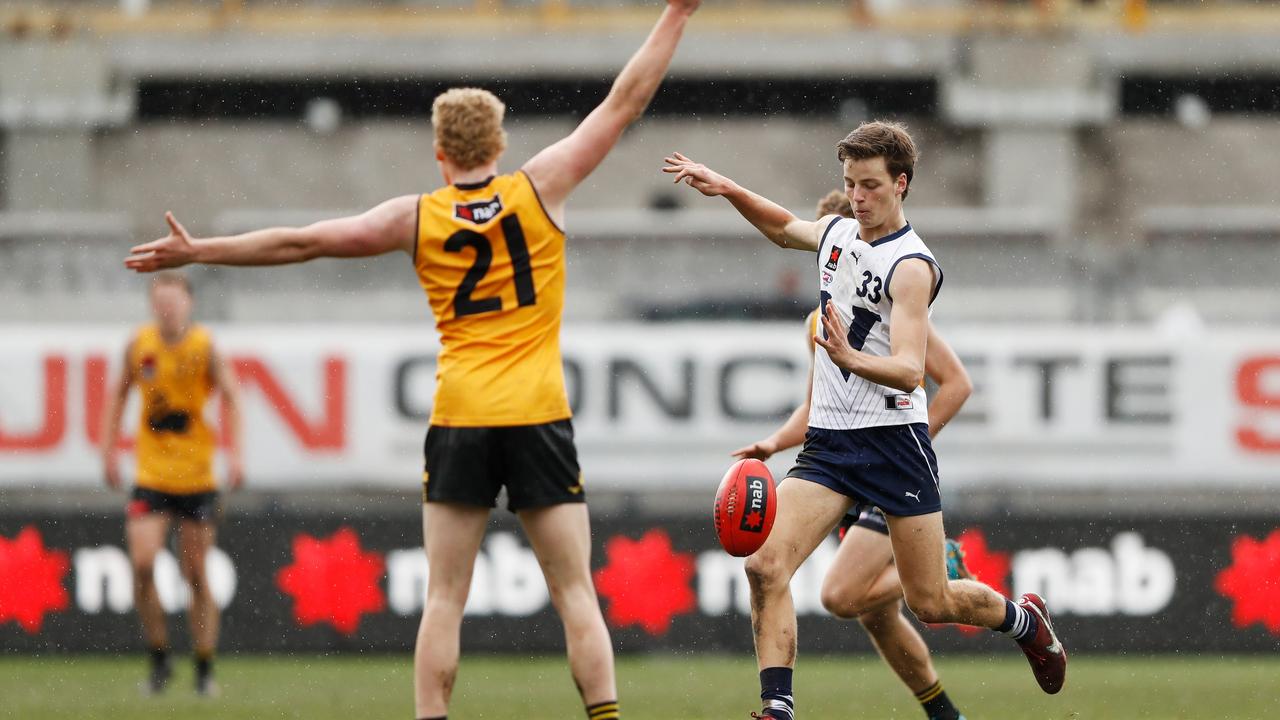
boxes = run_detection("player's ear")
[433,143,446,163]
[896,173,908,198]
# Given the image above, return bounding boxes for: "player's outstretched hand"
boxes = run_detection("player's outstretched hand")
[663,152,735,197]
[731,439,777,461]
[814,300,858,370]
[125,212,197,272]
[666,0,702,14]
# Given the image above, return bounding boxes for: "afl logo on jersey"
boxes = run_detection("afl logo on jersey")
[825,245,843,271]
[140,355,157,381]
[454,195,504,225]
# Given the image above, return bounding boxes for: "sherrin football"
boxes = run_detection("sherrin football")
[713,458,777,557]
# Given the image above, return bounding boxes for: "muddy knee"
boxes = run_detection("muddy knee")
[744,550,789,597]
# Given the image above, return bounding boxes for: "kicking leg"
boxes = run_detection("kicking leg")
[744,478,851,719]
[519,503,618,719]
[414,502,490,719]
[888,511,1066,694]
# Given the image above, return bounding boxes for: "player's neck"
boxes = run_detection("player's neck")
[157,323,189,345]
[856,208,908,244]
[447,163,500,188]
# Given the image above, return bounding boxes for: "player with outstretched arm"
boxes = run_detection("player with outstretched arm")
[665,121,1066,720]
[124,2,701,718]
[731,190,975,720]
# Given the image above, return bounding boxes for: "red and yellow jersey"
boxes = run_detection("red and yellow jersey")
[130,324,217,494]
[414,171,571,427]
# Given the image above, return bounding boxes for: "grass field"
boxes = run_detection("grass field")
[2,654,1278,719]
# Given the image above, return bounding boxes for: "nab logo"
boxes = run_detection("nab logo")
[454,195,504,225]
[739,475,769,533]
[824,246,843,271]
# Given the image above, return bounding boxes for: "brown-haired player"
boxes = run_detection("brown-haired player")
[123,2,701,718]
[731,188,974,720]
[665,120,1066,719]
[101,271,243,696]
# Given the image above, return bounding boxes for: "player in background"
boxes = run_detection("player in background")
[123,2,701,718]
[665,121,1065,720]
[731,190,973,720]
[100,271,243,696]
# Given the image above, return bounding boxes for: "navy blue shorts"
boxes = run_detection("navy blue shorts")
[787,423,941,518]
[839,504,889,539]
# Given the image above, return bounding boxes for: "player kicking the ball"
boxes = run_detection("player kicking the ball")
[731,189,975,720]
[125,2,701,718]
[666,121,1066,720]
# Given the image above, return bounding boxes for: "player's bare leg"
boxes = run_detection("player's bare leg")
[743,478,850,719]
[887,511,1066,694]
[126,512,172,693]
[415,502,490,719]
[858,599,937,693]
[886,512,1005,627]
[822,526,965,718]
[519,503,617,716]
[820,526,898,619]
[178,519,219,695]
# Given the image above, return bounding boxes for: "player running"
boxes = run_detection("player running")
[730,191,974,720]
[100,271,244,696]
[124,2,701,718]
[665,121,1066,720]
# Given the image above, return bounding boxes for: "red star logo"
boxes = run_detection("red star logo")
[593,529,696,636]
[276,527,385,635]
[742,511,764,531]
[944,528,1011,636]
[1215,530,1280,634]
[0,526,70,634]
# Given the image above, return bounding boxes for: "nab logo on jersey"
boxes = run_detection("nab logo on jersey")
[825,246,843,271]
[454,195,504,225]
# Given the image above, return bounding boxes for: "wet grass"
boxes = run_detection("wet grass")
[2,653,1277,719]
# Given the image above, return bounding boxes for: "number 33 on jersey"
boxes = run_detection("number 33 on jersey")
[415,171,571,428]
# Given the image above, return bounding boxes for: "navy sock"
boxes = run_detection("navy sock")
[759,667,794,720]
[996,599,1039,643]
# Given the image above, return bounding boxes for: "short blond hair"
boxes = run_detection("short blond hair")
[432,88,507,171]
[815,189,853,220]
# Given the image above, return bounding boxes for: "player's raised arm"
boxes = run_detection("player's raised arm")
[663,152,825,251]
[815,258,933,393]
[521,0,700,223]
[923,325,972,439]
[124,195,419,272]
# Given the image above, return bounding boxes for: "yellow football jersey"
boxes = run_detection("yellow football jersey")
[130,324,217,494]
[415,171,571,427]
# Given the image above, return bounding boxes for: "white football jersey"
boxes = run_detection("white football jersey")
[809,218,943,430]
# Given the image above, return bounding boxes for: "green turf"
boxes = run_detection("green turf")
[2,654,1278,719]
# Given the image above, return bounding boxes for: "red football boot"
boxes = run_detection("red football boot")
[1016,593,1067,694]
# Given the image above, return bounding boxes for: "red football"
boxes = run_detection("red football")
[713,458,777,557]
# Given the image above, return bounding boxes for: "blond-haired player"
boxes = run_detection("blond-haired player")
[666,121,1066,719]
[731,189,973,720]
[101,271,243,696]
[124,2,701,718]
